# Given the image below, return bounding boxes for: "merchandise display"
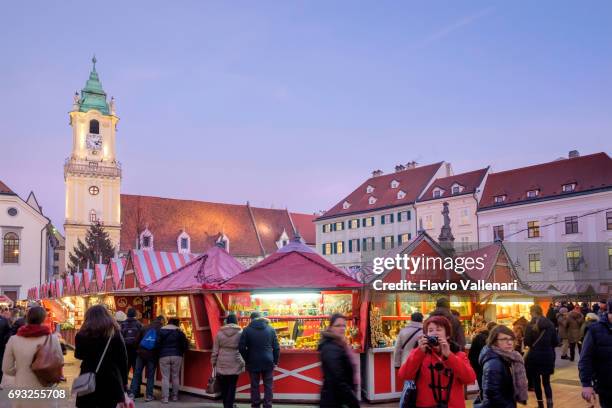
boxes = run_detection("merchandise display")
[155,295,195,346]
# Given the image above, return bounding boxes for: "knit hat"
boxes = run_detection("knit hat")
[559,307,568,314]
[115,311,127,322]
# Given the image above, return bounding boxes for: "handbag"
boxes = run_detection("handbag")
[400,379,417,408]
[524,329,545,361]
[206,368,221,394]
[71,330,114,397]
[31,334,64,386]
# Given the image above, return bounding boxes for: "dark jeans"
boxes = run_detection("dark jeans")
[600,390,612,408]
[533,373,552,401]
[218,374,239,408]
[249,370,273,408]
[130,356,157,397]
[127,347,137,375]
[569,342,581,361]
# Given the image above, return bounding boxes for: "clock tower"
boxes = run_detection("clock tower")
[64,57,121,267]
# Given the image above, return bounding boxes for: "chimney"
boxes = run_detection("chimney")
[406,161,418,169]
[568,150,580,159]
[395,164,406,172]
[372,169,384,177]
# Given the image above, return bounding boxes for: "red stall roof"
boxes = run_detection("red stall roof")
[145,246,244,293]
[205,238,362,290]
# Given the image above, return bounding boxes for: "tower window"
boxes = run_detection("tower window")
[3,232,20,264]
[89,209,97,223]
[89,119,100,134]
[89,186,99,195]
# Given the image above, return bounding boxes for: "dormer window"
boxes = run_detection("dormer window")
[368,196,377,205]
[342,201,351,210]
[276,229,290,249]
[89,119,100,134]
[177,231,190,254]
[140,229,154,250]
[216,234,230,252]
[494,195,507,204]
[366,185,374,194]
[562,183,576,193]
[390,180,400,189]
[526,189,539,199]
[433,188,444,198]
[451,184,463,195]
[397,190,406,200]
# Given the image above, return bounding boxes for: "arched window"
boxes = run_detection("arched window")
[177,231,190,254]
[89,209,97,223]
[3,232,19,263]
[89,119,100,134]
[140,229,154,250]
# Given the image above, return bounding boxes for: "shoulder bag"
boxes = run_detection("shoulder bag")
[71,331,113,397]
[31,334,64,386]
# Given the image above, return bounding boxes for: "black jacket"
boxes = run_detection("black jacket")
[157,324,190,358]
[0,316,10,350]
[468,330,489,379]
[578,318,612,392]
[318,332,359,408]
[9,317,25,337]
[430,307,466,348]
[75,330,128,408]
[524,317,558,375]
[478,346,516,408]
[120,317,143,349]
[239,318,280,372]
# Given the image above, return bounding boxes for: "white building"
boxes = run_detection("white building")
[0,182,51,301]
[315,162,451,267]
[477,151,612,296]
[415,168,489,250]
[64,57,121,267]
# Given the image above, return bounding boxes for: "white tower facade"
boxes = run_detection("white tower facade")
[64,58,121,267]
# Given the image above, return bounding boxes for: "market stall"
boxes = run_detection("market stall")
[363,234,526,402]
[203,238,364,402]
[141,244,245,394]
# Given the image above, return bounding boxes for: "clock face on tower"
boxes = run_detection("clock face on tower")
[86,133,102,151]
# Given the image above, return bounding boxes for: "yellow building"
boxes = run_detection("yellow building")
[64,57,121,267]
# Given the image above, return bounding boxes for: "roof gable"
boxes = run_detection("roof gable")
[0,180,16,195]
[420,168,489,202]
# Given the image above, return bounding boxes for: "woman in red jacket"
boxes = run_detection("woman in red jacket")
[399,315,476,408]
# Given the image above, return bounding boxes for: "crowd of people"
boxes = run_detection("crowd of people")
[0,303,190,407]
[1,297,611,407]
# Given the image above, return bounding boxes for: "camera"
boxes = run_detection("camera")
[425,335,439,347]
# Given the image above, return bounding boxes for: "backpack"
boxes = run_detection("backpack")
[121,321,140,347]
[139,328,158,351]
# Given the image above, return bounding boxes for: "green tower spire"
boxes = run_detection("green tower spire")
[79,55,110,115]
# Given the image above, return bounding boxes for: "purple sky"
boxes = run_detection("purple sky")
[1,1,611,233]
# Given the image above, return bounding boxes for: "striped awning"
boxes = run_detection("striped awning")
[65,275,74,296]
[74,273,83,295]
[110,258,127,289]
[131,250,197,287]
[83,269,94,291]
[94,264,106,291]
[55,279,64,298]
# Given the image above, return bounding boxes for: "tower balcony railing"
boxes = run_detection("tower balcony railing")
[64,158,122,178]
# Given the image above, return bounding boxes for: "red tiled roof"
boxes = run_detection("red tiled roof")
[479,153,612,210]
[420,168,489,202]
[289,212,316,245]
[0,180,16,195]
[318,162,444,220]
[120,195,314,257]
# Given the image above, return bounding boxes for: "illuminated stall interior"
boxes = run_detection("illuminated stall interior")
[370,292,474,347]
[155,295,195,346]
[225,291,360,350]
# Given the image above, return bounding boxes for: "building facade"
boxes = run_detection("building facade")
[477,151,612,296]
[415,168,489,251]
[315,162,451,267]
[64,57,121,267]
[0,182,51,301]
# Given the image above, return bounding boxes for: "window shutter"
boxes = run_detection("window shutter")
[356,218,360,228]
[391,236,395,248]
[372,217,375,226]
[398,212,402,222]
[381,215,385,225]
[349,240,353,253]
[390,213,395,223]
[407,211,411,220]
[357,239,360,252]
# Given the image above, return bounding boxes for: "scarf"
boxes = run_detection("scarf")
[491,346,528,404]
[17,324,51,338]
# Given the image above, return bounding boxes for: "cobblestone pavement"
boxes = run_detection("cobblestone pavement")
[0,348,596,408]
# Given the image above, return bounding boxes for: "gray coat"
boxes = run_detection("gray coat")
[211,324,245,376]
[393,322,423,368]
